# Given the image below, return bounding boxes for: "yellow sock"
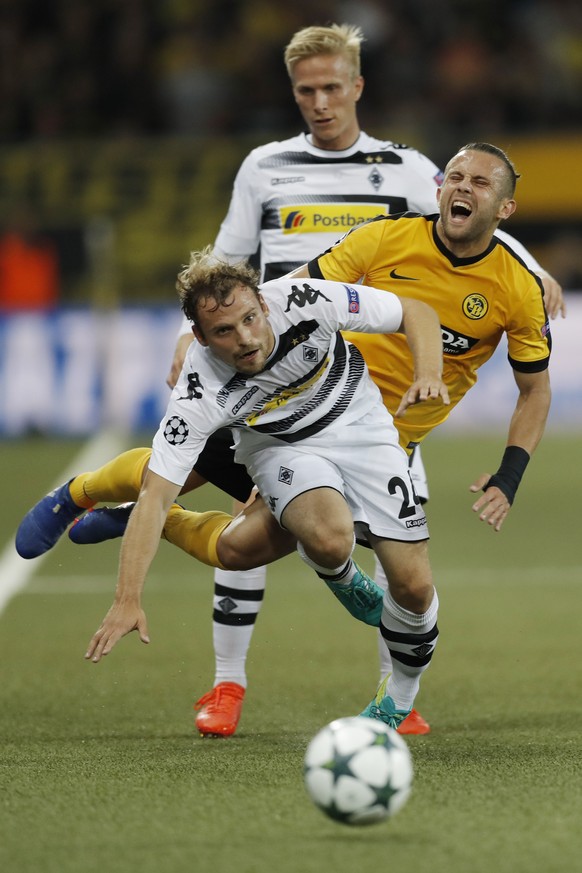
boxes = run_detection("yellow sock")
[163,505,233,569]
[69,447,152,508]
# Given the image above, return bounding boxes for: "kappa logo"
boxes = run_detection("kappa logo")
[285,282,332,311]
[231,385,260,415]
[178,372,204,400]
[268,495,279,512]
[405,517,427,529]
[462,293,489,319]
[278,466,294,485]
[272,176,305,185]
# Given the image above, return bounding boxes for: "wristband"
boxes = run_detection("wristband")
[484,446,530,505]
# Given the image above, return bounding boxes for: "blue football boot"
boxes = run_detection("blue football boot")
[68,503,135,544]
[16,481,83,559]
[323,564,383,626]
[359,676,412,731]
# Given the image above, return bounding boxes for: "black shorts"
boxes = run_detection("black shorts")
[192,428,255,503]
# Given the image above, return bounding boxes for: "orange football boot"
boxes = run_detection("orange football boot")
[397,708,431,735]
[194,682,245,737]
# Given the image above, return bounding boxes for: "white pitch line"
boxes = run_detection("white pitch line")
[0,430,127,615]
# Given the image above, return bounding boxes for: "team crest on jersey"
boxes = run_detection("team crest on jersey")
[278,466,294,485]
[462,293,489,320]
[368,167,384,190]
[303,346,319,363]
[345,285,360,313]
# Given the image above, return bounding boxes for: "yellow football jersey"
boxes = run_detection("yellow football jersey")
[308,213,551,449]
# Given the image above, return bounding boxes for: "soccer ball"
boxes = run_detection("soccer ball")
[303,716,413,826]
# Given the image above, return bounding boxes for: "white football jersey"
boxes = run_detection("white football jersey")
[151,277,403,486]
[214,132,443,279]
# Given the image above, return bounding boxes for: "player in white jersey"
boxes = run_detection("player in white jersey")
[163,23,563,739]
[18,24,561,739]
[84,250,450,736]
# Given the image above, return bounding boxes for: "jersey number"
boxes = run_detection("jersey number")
[388,475,420,519]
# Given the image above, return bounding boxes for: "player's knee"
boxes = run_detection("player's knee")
[215,537,254,571]
[390,577,434,614]
[302,526,354,570]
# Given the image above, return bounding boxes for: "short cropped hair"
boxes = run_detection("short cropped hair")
[176,246,260,327]
[457,142,521,197]
[284,23,364,80]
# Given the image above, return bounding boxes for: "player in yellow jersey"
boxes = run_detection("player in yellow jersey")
[16,143,551,732]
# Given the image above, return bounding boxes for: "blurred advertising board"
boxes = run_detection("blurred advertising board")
[0,298,580,437]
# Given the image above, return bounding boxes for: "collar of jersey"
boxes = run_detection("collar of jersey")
[430,215,499,267]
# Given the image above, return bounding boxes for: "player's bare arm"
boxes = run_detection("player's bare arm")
[470,368,551,532]
[166,331,195,389]
[394,297,450,416]
[85,470,181,662]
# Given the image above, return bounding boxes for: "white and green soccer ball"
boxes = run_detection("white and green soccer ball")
[304,716,413,826]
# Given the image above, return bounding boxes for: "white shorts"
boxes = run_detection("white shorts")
[408,444,429,503]
[235,408,429,543]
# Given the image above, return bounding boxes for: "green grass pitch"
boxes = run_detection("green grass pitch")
[0,432,580,873]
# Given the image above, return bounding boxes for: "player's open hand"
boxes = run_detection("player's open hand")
[470,473,511,532]
[395,378,450,417]
[85,601,150,663]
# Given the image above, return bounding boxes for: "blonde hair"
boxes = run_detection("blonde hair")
[176,245,260,327]
[284,23,364,80]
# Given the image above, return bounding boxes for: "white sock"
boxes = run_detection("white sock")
[212,566,267,688]
[296,537,356,583]
[373,555,392,681]
[381,587,439,711]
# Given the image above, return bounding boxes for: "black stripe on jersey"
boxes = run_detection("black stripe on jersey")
[253,342,367,442]
[263,261,303,281]
[258,150,404,169]
[214,583,265,602]
[216,321,321,409]
[249,331,348,435]
[262,320,320,371]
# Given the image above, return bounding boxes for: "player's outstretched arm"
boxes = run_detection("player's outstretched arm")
[395,297,450,416]
[470,368,551,532]
[85,470,181,662]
